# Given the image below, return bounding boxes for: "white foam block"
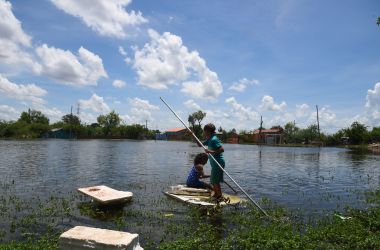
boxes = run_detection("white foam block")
[59,226,143,250]
[78,185,133,205]
[170,185,211,196]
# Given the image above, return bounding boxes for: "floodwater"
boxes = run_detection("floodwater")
[0,140,379,243]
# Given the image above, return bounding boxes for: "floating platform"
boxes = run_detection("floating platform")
[164,185,245,206]
[78,185,133,205]
[59,226,143,250]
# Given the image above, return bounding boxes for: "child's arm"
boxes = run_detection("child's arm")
[195,164,210,178]
[205,146,224,155]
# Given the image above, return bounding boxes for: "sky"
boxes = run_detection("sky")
[0,0,379,133]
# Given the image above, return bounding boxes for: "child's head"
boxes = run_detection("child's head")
[194,153,208,165]
[203,123,216,138]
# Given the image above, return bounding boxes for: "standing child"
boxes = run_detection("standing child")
[186,153,213,190]
[201,123,225,199]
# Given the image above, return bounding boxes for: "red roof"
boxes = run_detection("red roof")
[165,128,187,133]
[253,129,282,134]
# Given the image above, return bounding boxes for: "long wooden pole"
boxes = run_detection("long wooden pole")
[160,97,269,216]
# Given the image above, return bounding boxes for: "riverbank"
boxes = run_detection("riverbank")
[0,188,379,249]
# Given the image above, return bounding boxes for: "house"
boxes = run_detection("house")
[252,128,283,144]
[165,128,189,141]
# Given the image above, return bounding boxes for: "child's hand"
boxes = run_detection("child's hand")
[205,149,213,154]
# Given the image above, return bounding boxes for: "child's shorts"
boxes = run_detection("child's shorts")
[210,160,225,184]
[186,180,207,189]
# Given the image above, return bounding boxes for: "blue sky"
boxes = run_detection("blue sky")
[0,0,379,133]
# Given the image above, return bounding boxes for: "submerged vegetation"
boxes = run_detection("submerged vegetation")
[0,179,379,249]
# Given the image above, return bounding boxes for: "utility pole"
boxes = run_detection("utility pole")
[259,116,263,144]
[77,102,80,116]
[70,106,73,139]
[316,105,321,141]
[145,120,148,129]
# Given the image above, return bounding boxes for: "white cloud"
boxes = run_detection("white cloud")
[113,79,126,88]
[0,0,40,72]
[0,104,18,121]
[32,105,64,123]
[225,97,259,121]
[269,112,296,127]
[119,46,133,64]
[184,99,201,110]
[75,112,93,124]
[119,46,127,56]
[229,78,259,92]
[133,29,223,100]
[124,57,133,64]
[365,82,380,121]
[50,0,147,39]
[36,44,107,86]
[295,103,309,118]
[308,106,337,127]
[259,95,287,112]
[78,94,110,113]
[124,97,159,123]
[0,74,47,105]
[79,111,97,124]
[128,97,159,111]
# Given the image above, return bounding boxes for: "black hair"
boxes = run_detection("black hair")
[194,153,208,165]
[203,123,216,133]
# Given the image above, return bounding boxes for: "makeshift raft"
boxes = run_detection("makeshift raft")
[78,185,133,205]
[164,185,246,206]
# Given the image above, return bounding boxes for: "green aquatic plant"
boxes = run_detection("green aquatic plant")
[1,178,380,249]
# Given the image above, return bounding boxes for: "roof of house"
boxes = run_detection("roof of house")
[253,129,282,134]
[165,128,187,133]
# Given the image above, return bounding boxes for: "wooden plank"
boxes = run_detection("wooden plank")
[78,185,133,205]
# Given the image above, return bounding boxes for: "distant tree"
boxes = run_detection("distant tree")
[97,111,121,136]
[0,120,11,137]
[345,121,369,144]
[377,17,380,26]
[119,124,146,139]
[325,129,345,146]
[19,109,49,125]
[370,127,380,142]
[188,110,206,138]
[62,114,81,126]
[300,124,318,144]
[283,122,299,143]
[188,115,195,131]
[193,110,206,128]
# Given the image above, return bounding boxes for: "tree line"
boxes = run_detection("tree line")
[1,108,379,146]
[186,110,380,146]
[0,109,158,139]
[281,121,380,146]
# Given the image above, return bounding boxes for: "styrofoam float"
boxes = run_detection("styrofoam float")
[78,185,133,205]
[164,185,246,206]
[59,226,143,250]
